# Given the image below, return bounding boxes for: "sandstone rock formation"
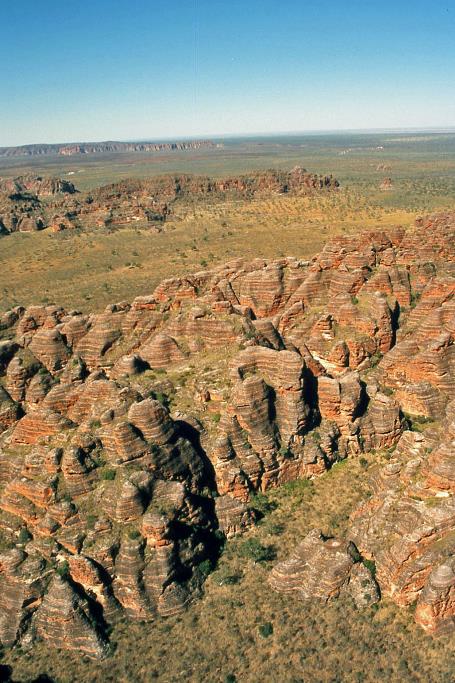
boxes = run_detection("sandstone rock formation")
[269,529,379,608]
[379,177,393,191]
[0,167,339,236]
[0,139,217,158]
[0,210,454,654]
[0,175,77,196]
[349,399,455,634]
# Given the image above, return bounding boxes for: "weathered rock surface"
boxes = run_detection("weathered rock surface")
[269,529,379,607]
[0,210,454,654]
[349,399,455,634]
[0,175,77,196]
[0,167,339,236]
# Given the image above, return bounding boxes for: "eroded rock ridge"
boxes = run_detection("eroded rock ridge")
[0,167,339,235]
[0,211,454,654]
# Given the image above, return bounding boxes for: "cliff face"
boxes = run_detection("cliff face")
[0,175,77,197]
[0,211,454,656]
[0,140,217,158]
[93,166,339,200]
[0,168,339,235]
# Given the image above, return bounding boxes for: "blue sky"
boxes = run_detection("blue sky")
[1,0,454,145]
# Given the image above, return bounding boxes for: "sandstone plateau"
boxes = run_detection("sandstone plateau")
[0,210,454,656]
[0,167,339,236]
[0,139,217,158]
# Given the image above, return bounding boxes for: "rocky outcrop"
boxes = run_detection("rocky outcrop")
[269,529,379,607]
[349,399,455,634]
[34,575,109,657]
[0,210,454,655]
[0,175,76,196]
[415,558,455,634]
[0,140,217,157]
[212,346,310,497]
[380,177,393,191]
[0,167,339,236]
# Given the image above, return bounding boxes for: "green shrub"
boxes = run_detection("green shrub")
[348,543,362,563]
[250,492,277,517]
[258,622,274,638]
[398,658,410,673]
[363,558,376,578]
[56,560,70,578]
[101,469,116,481]
[403,412,434,433]
[18,528,32,544]
[238,538,276,564]
[409,600,418,613]
[152,391,168,407]
[128,529,141,540]
[216,570,242,586]
[244,328,258,341]
[369,352,383,367]
[410,291,421,309]
[279,445,292,459]
[198,559,213,579]
[281,478,314,499]
[86,514,97,529]
[265,522,285,536]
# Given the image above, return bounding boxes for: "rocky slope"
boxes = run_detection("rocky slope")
[0,211,453,656]
[0,140,217,158]
[0,176,77,197]
[0,167,339,235]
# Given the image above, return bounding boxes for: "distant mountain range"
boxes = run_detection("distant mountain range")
[0,139,218,158]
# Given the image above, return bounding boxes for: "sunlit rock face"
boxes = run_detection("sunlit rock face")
[0,210,454,654]
[269,529,379,608]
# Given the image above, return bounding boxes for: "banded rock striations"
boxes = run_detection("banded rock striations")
[269,529,379,608]
[0,211,454,654]
[349,400,455,634]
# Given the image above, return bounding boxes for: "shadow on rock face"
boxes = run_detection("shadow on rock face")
[0,667,56,683]
[0,665,13,683]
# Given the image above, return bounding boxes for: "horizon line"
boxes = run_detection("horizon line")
[2,125,455,149]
